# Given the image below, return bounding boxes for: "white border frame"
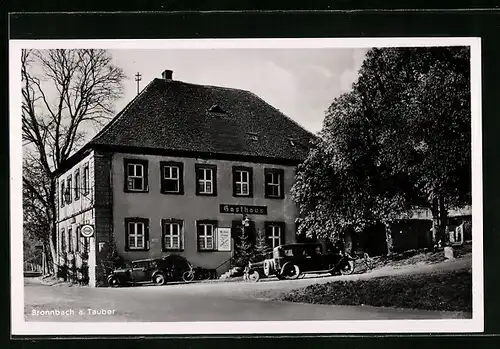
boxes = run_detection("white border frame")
[10,37,483,335]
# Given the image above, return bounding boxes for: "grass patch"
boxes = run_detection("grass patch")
[279,269,472,312]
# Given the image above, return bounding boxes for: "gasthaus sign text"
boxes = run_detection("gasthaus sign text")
[220,204,267,215]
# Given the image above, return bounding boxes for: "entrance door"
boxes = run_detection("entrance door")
[231,220,256,246]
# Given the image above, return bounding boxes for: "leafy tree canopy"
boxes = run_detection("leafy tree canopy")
[292,46,471,242]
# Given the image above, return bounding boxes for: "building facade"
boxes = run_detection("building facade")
[55,70,315,286]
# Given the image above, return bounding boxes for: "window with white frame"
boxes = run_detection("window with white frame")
[83,164,89,195]
[60,180,65,207]
[197,222,216,251]
[68,226,73,252]
[266,222,284,249]
[126,219,148,250]
[233,167,251,196]
[162,220,183,250]
[161,161,183,194]
[67,175,72,203]
[124,159,148,192]
[74,169,80,200]
[265,169,284,199]
[196,165,216,195]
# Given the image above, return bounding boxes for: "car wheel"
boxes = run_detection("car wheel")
[182,271,194,283]
[340,260,355,275]
[153,273,166,286]
[283,264,301,280]
[108,276,120,288]
[248,270,260,282]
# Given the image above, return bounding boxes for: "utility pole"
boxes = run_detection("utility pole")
[135,72,142,95]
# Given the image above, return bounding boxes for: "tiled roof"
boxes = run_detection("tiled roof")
[90,78,315,161]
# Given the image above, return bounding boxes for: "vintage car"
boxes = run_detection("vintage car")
[107,255,193,287]
[260,242,355,280]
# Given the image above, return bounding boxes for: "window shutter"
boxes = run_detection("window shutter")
[212,167,218,196]
[278,169,285,199]
[279,222,286,245]
[123,161,129,192]
[180,220,185,250]
[232,167,238,197]
[196,222,202,251]
[143,162,149,191]
[144,218,150,250]
[178,162,184,195]
[124,219,130,251]
[248,167,254,197]
[195,166,202,195]
[264,170,271,197]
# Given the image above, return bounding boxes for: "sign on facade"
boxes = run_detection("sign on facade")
[220,204,267,215]
[80,224,95,238]
[217,228,232,251]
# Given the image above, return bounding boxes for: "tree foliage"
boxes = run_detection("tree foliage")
[253,228,271,261]
[292,47,471,245]
[231,227,254,268]
[22,49,126,274]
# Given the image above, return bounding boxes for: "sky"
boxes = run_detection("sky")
[109,48,368,134]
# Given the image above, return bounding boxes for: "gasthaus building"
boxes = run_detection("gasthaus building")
[55,70,315,287]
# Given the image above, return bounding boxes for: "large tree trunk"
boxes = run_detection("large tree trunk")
[438,194,449,245]
[384,222,394,256]
[48,178,58,275]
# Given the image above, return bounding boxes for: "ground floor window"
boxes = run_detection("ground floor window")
[265,222,285,249]
[125,218,149,251]
[197,220,217,251]
[162,219,183,251]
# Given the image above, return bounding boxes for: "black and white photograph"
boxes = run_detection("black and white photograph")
[10,38,482,335]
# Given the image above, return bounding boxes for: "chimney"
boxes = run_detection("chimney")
[162,69,173,80]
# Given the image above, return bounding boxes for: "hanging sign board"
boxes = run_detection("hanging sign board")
[220,204,267,215]
[217,228,232,251]
[80,224,95,238]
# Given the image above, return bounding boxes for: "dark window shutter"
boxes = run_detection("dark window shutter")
[124,218,130,251]
[279,222,286,245]
[143,162,149,191]
[123,160,129,192]
[278,169,285,199]
[212,166,218,196]
[248,167,254,197]
[264,170,271,197]
[232,167,238,197]
[144,218,150,250]
[195,166,201,195]
[196,222,203,251]
[178,162,184,195]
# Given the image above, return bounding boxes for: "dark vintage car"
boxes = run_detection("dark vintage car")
[107,255,193,287]
[253,242,355,280]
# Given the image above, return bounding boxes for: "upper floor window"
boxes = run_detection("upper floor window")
[66,175,72,203]
[195,164,217,196]
[60,180,65,208]
[160,161,184,195]
[197,220,217,251]
[162,219,183,251]
[125,218,149,251]
[124,159,149,192]
[68,226,73,252]
[59,228,66,253]
[74,169,80,200]
[83,164,90,195]
[264,168,284,199]
[232,166,253,197]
